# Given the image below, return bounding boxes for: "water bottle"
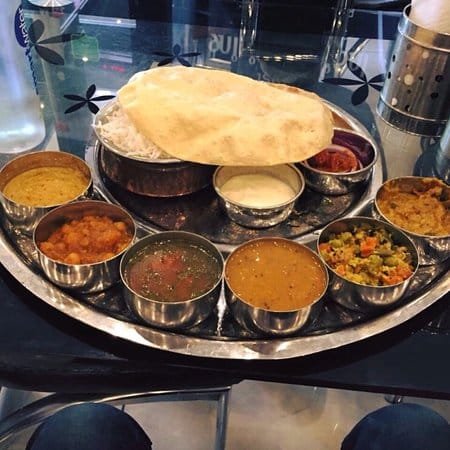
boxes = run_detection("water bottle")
[0,1,45,154]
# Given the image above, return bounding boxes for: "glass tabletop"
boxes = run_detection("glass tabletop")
[12,1,440,181]
[10,1,408,165]
[0,1,448,387]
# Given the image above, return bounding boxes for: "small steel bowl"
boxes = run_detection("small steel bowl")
[120,231,224,330]
[317,216,419,312]
[94,101,215,197]
[0,151,92,236]
[297,128,378,195]
[224,237,328,336]
[213,164,305,228]
[34,200,136,294]
[374,176,450,265]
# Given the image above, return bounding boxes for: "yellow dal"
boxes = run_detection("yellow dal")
[3,166,89,207]
[225,239,327,311]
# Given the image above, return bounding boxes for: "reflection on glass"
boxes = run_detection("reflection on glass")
[28,0,73,7]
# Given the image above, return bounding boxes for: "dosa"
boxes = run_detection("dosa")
[118,66,333,166]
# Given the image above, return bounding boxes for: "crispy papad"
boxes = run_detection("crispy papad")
[118,66,333,166]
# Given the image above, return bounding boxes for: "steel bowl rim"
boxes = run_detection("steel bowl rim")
[0,150,93,209]
[93,100,182,165]
[224,236,329,313]
[374,176,450,240]
[33,200,137,267]
[297,127,379,176]
[212,164,305,211]
[120,230,225,305]
[317,216,420,289]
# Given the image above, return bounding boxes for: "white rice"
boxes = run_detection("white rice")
[97,104,170,160]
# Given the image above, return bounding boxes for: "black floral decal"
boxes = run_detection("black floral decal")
[28,20,83,65]
[64,85,115,114]
[153,44,200,67]
[323,61,385,105]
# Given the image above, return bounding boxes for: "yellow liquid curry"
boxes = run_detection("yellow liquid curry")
[3,166,89,207]
[225,238,327,311]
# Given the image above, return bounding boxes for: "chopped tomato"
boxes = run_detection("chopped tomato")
[335,264,346,276]
[309,145,360,173]
[360,236,378,257]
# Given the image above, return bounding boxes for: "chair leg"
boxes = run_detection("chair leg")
[0,387,234,449]
[384,394,404,404]
[214,387,230,450]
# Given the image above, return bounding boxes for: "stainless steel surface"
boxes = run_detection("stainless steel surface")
[95,101,216,197]
[87,100,384,253]
[374,176,450,266]
[435,119,450,183]
[93,101,180,165]
[0,101,446,359]
[377,5,450,136]
[0,218,448,358]
[224,238,328,336]
[33,200,136,294]
[99,145,216,197]
[213,164,304,228]
[317,216,419,312]
[0,151,92,236]
[121,231,224,330]
[298,128,378,195]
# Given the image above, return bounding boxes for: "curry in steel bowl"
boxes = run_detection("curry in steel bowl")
[375,177,450,237]
[120,231,224,330]
[317,217,419,312]
[224,237,328,335]
[34,200,136,294]
[0,151,92,235]
[318,223,415,287]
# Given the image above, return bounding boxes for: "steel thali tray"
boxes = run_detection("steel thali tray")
[0,104,448,360]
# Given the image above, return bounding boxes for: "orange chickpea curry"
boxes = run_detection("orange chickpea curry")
[38,215,133,265]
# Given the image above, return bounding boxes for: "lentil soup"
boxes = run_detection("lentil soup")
[225,238,327,311]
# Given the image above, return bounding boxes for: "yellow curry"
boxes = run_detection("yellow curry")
[3,166,89,207]
[225,238,327,311]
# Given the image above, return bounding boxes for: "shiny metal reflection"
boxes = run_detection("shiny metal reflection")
[224,238,328,336]
[377,5,450,137]
[298,128,378,195]
[94,101,215,197]
[121,231,224,330]
[213,164,305,228]
[374,177,450,266]
[0,151,93,236]
[318,216,419,312]
[34,200,136,294]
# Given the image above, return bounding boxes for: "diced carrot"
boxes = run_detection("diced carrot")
[319,243,331,253]
[360,236,378,257]
[393,265,413,280]
[336,264,346,276]
[382,274,403,285]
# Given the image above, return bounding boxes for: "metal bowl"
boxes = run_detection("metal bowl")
[224,237,328,336]
[297,128,378,195]
[0,151,92,236]
[34,200,136,294]
[120,231,224,330]
[374,176,450,265]
[213,164,305,228]
[94,101,215,197]
[317,216,419,312]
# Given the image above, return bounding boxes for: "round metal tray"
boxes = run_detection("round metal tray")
[0,103,448,360]
[87,101,384,252]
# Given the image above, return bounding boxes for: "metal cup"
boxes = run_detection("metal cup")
[377,5,450,136]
